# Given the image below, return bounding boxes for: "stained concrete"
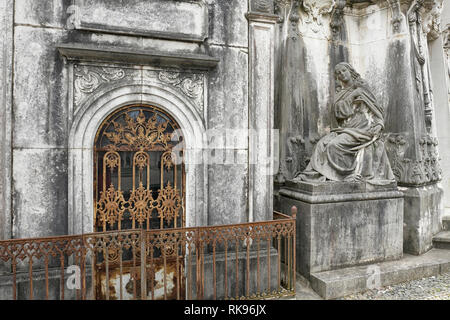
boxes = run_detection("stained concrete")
[207,162,249,226]
[443,216,450,231]
[5,0,256,240]
[0,0,14,241]
[277,181,404,278]
[71,0,208,42]
[13,26,68,149]
[206,44,250,226]
[402,185,444,255]
[207,45,249,142]
[310,248,450,300]
[12,25,69,239]
[207,0,248,48]
[12,149,68,238]
[433,231,450,250]
[14,0,69,28]
[1,0,449,301]
[0,267,91,300]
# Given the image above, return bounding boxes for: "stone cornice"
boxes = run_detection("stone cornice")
[279,187,403,204]
[342,0,443,40]
[57,43,219,70]
[246,12,280,23]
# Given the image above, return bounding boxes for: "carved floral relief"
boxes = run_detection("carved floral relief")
[302,0,335,32]
[421,0,443,41]
[72,65,206,121]
[157,70,205,116]
[73,65,126,107]
[384,133,442,186]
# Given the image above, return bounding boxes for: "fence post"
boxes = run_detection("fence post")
[291,206,297,293]
[140,229,147,300]
[195,227,202,300]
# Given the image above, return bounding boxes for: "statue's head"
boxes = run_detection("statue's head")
[334,62,364,92]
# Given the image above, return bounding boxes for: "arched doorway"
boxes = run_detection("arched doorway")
[94,104,185,231]
[93,104,185,299]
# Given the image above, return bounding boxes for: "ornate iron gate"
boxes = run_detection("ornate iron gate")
[0,211,297,300]
[93,104,185,299]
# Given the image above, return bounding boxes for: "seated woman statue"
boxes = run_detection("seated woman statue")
[294,62,395,184]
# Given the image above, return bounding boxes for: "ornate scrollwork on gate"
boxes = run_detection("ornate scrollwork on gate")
[96,184,127,230]
[156,182,183,229]
[103,109,172,151]
[94,105,185,232]
[128,182,157,228]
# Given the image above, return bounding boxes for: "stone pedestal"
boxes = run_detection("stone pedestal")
[276,181,404,279]
[402,184,443,255]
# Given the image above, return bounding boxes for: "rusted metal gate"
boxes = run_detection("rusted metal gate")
[0,104,298,300]
[93,104,185,299]
[0,210,296,300]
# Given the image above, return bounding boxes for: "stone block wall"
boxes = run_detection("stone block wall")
[0,0,278,240]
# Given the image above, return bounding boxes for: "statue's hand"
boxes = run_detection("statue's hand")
[350,88,362,101]
[369,124,382,137]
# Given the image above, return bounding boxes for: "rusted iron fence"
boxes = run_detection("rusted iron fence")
[0,210,296,300]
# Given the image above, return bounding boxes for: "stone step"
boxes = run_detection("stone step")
[442,216,450,231]
[433,231,450,250]
[309,248,450,300]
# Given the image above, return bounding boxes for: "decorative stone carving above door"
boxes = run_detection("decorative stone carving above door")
[70,63,207,126]
[73,65,128,107]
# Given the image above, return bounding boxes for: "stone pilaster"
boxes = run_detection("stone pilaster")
[247,2,278,222]
[0,0,13,240]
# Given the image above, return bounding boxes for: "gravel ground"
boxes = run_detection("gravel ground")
[339,272,450,300]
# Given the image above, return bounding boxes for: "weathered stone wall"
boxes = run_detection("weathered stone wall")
[431,3,450,215]
[1,0,265,239]
[0,0,14,240]
[3,0,448,242]
[278,181,404,277]
[205,0,250,226]
[9,1,72,238]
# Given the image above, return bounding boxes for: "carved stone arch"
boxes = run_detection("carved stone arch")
[68,84,207,235]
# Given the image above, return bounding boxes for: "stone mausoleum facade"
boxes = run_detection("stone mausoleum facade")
[0,0,449,300]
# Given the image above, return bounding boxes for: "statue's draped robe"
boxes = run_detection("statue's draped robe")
[297,85,394,183]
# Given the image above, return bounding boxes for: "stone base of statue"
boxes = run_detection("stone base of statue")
[402,184,443,255]
[275,180,404,279]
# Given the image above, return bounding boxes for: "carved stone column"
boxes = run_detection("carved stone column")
[247,1,278,222]
[274,0,307,184]
[273,0,322,188]
[383,0,444,255]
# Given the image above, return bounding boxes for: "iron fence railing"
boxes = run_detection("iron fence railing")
[0,209,296,300]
